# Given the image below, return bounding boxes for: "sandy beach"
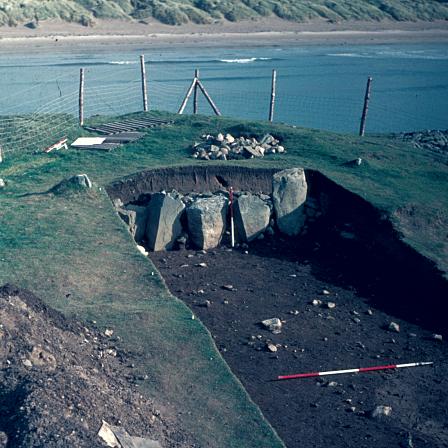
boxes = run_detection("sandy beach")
[1,18,448,53]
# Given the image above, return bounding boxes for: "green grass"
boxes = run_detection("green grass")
[1,0,448,26]
[0,111,447,446]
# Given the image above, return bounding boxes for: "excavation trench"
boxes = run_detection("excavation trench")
[107,166,448,448]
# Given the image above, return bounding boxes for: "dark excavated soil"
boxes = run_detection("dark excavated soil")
[0,284,194,448]
[149,231,448,448]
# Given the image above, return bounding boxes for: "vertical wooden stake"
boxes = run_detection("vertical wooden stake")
[359,76,373,137]
[79,68,85,126]
[193,69,199,114]
[269,69,277,122]
[140,54,148,112]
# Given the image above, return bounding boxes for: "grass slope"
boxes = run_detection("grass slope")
[1,0,448,26]
[0,111,447,445]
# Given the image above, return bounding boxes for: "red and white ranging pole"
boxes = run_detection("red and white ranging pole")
[229,186,235,248]
[277,361,433,381]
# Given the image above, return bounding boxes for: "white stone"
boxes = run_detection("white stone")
[371,405,392,419]
[388,322,400,333]
[261,317,282,334]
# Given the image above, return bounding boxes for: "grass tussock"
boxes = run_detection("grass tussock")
[0,0,448,26]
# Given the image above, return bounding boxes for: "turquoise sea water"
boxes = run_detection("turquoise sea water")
[0,42,447,133]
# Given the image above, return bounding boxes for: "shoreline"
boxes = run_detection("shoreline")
[1,18,448,53]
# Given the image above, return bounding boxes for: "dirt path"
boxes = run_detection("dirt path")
[150,233,448,448]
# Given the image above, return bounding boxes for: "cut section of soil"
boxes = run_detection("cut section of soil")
[0,284,194,448]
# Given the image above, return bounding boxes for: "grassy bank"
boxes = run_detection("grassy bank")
[0,111,447,445]
[1,0,448,27]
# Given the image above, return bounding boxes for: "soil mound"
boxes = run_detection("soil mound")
[0,284,192,448]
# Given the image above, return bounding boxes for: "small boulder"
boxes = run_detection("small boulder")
[0,179,5,188]
[388,322,400,333]
[261,317,282,334]
[370,405,392,419]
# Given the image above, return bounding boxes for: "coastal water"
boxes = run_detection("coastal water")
[0,42,447,133]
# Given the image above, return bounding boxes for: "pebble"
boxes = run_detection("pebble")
[352,317,361,324]
[322,289,331,295]
[371,405,392,419]
[222,284,234,291]
[312,299,322,306]
[196,262,207,268]
[366,309,374,315]
[432,333,443,342]
[266,343,278,353]
[388,322,400,333]
[261,317,282,334]
[327,302,336,309]
[22,359,33,368]
[104,329,114,337]
[0,179,5,188]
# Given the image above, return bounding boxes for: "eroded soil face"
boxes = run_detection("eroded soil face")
[0,285,194,448]
[149,233,448,448]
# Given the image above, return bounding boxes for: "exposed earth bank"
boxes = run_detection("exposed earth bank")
[0,284,194,447]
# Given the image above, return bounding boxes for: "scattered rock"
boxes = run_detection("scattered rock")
[370,405,392,419]
[266,343,278,353]
[0,432,8,447]
[261,317,282,334]
[0,178,5,188]
[222,284,234,291]
[191,133,286,160]
[327,302,336,309]
[104,328,114,337]
[432,333,443,342]
[322,289,331,295]
[196,262,207,268]
[22,359,33,368]
[272,168,308,236]
[388,322,400,333]
[312,299,322,306]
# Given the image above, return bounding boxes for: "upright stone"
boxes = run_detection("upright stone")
[118,205,149,243]
[187,195,228,249]
[234,193,271,242]
[272,168,308,236]
[146,192,185,251]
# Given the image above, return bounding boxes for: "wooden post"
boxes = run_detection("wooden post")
[269,69,277,122]
[178,77,197,114]
[193,69,199,114]
[79,68,85,126]
[359,76,373,137]
[140,54,148,112]
[196,79,221,116]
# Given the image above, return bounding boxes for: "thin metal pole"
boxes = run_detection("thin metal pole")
[140,54,148,112]
[359,76,373,137]
[193,69,199,114]
[79,68,85,126]
[178,77,197,114]
[269,69,277,122]
[196,79,221,116]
